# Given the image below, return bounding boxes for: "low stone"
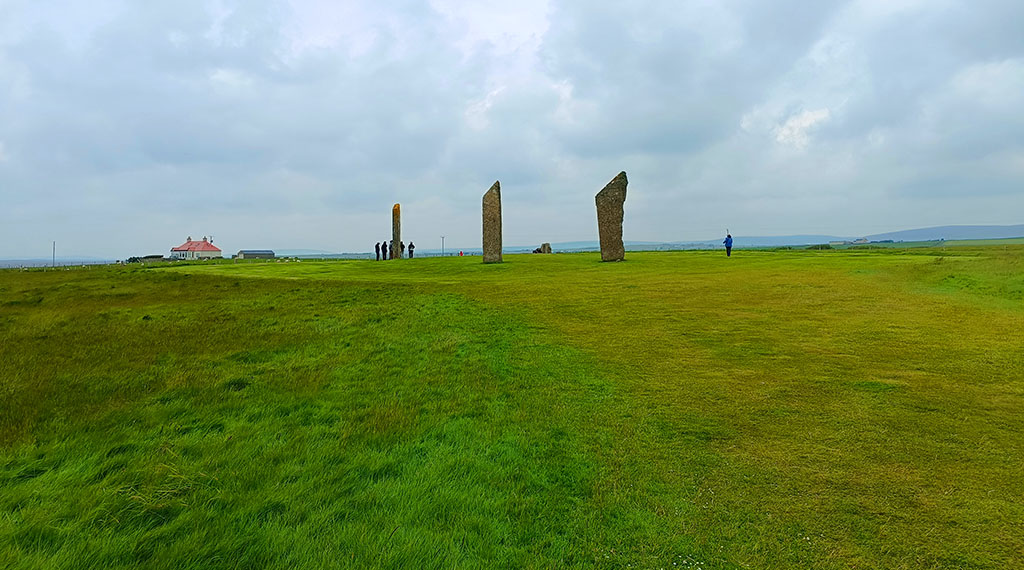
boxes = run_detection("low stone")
[595,171,627,262]
[540,243,552,254]
[482,181,502,263]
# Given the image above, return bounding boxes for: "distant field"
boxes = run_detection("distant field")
[941,237,1024,247]
[2,247,1022,569]
[834,236,1024,249]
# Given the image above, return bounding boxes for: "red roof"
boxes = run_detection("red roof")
[171,238,221,252]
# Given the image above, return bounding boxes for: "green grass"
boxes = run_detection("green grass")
[2,248,1022,568]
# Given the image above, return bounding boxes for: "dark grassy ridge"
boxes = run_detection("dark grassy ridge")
[2,248,1022,568]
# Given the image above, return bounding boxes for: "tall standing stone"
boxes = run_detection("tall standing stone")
[482,181,502,263]
[595,171,627,262]
[392,204,401,259]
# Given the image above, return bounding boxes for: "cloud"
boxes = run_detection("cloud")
[774,109,832,149]
[0,0,1022,258]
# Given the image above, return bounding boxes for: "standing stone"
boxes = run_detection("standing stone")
[540,243,552,254]
[595,171,627,262]
[392,204,402,259]
[482,181,502,263]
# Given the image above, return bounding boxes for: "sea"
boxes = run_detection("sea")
[0,259,115,269]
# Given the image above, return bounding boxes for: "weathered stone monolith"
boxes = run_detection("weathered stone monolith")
[540,242,552,254]
[482,181,502,263]
[595,171,627,261]
[392,204,401,259]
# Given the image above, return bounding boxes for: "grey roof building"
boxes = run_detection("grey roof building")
[235,250,275,259]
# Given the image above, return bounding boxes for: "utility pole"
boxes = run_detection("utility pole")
[440,235,446,257]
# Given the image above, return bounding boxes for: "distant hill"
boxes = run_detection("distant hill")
[275,249,334,257]
[419,236,854,254]
[866,225,1024,242]
[713,235,851,247]
[541,236,853,251]
[272,225,1024,258]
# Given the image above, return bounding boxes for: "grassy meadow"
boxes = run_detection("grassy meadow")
[1,247,1022,569]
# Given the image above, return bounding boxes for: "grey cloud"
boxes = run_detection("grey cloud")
[0,0,1022,258]
[530,1,849,160]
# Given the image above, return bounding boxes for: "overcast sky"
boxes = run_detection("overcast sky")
[1,0,1022,258]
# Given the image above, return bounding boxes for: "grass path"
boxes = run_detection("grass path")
[2,248,1022,568]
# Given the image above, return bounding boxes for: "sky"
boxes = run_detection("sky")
[1,0,1022,258]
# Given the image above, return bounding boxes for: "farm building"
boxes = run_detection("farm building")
[170,236,222,260]
[235,250,275,260]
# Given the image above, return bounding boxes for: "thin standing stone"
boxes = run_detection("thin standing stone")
[392,204,401,259]
[482,181,502,263]
[595,171,627,262]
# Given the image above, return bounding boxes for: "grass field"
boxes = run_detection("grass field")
[833,237,1024,249]
[2,248,1022,569]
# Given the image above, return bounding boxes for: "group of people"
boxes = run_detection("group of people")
[375,240,414,261]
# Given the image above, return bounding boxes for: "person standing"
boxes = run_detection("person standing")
[723,234,733,257]
[400,241,406,258]
[382,239,389,260]
[375,242,381,261]
[408,242,415,258]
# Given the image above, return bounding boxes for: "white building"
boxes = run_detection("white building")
[170,236,222,260]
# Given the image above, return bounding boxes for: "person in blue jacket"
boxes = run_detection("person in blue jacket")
[723,234,733,257]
